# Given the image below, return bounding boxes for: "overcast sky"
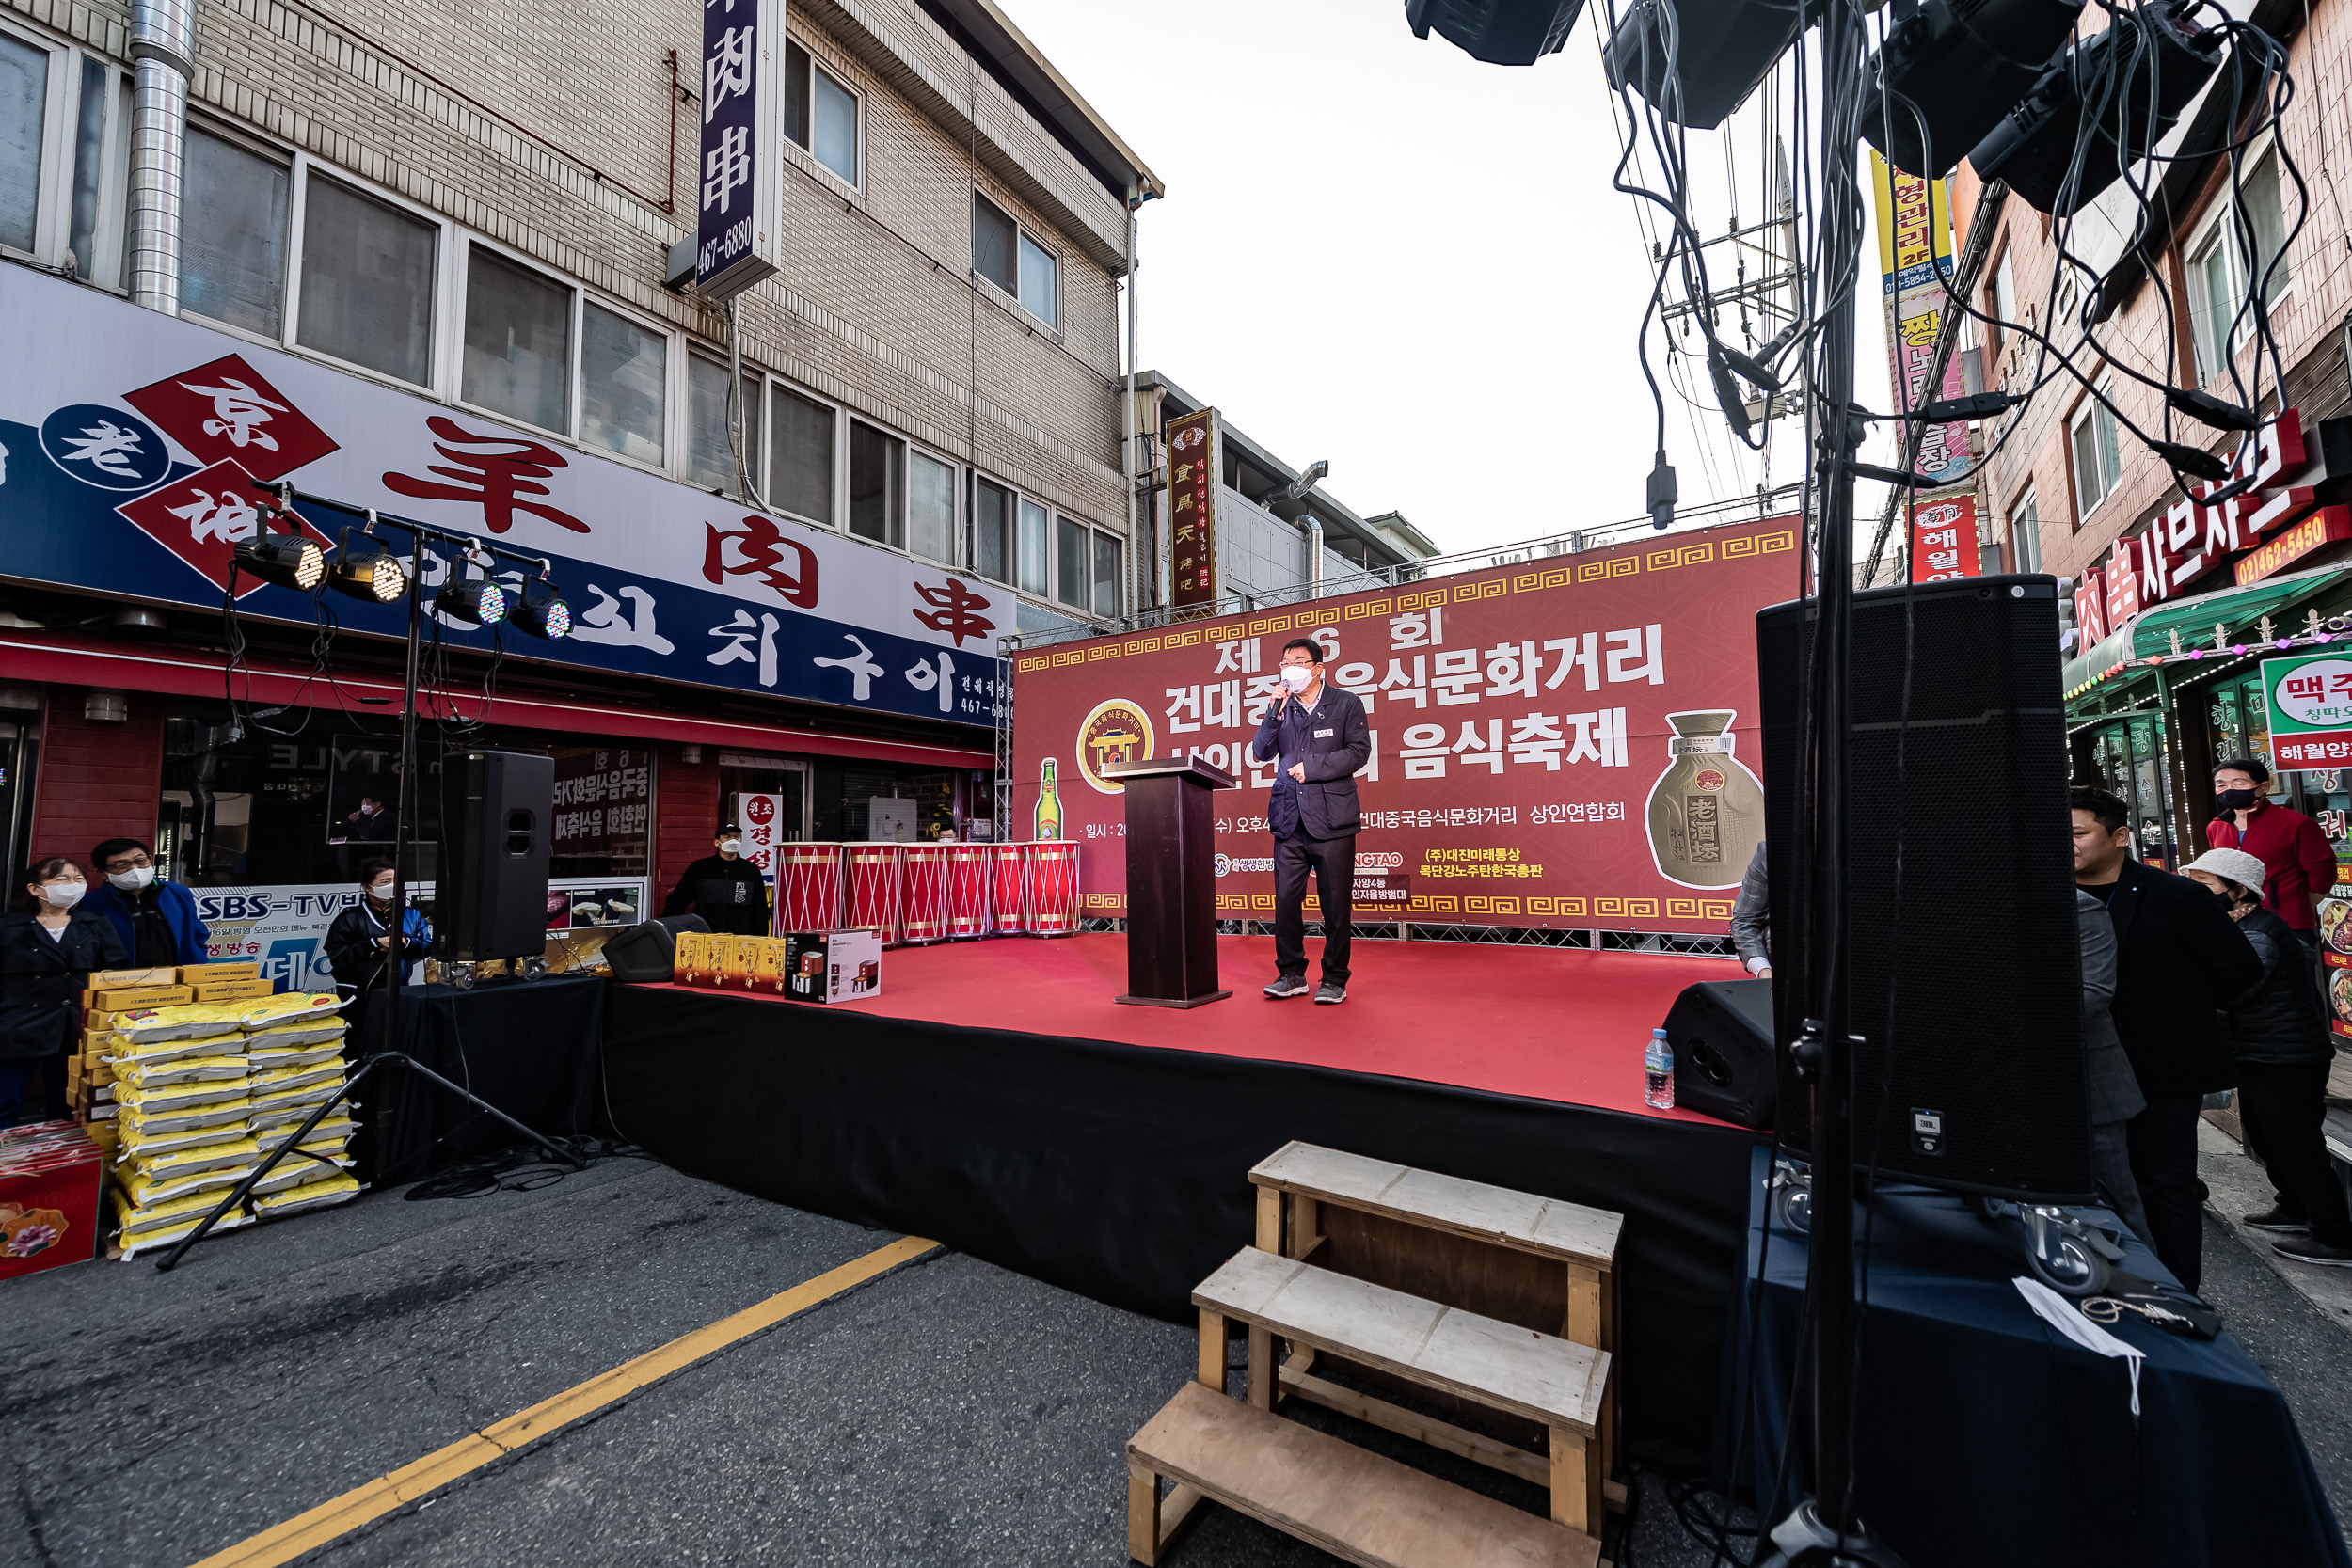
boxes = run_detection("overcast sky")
[1002,0,1899,560]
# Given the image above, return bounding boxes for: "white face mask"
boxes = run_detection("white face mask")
[41,880,86,909]
[719,838,743,855]
[108,865,155,892]
[369,880,396,901]
[1279,664,1313,692]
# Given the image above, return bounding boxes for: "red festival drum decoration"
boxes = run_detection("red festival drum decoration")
[845,844,905,945]
[1025,842,1081,936]
[777,843,845,934]
[899,845,949,944]
[945,844,992,938]
[990,843,1028,934]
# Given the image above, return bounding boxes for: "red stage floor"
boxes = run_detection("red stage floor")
[699,933,1738,1121]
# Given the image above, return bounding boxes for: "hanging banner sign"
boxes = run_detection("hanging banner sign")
[1165,407,1222,610]
[1012,515,1800,931]
[1909,491,1982,583]
[2262,650,2352,768]
[694,0,783,299]
[1871,151,1972,490]
[734,791,787,884]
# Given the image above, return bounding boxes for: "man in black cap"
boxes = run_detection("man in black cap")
[660,825,772,935]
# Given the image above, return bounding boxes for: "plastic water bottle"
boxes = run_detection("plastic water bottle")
[1645,1027,1675,1110]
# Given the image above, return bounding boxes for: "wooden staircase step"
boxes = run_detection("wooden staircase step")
[1127,1380,1599,1568]
[1194,1246,1608,1434]
[1251,1142,1622,1268]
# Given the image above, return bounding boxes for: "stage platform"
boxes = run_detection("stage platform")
[601,933,1766,1472]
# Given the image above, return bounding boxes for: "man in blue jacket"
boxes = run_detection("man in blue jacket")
[84,838,211,970]
[1250,638,1372,1004]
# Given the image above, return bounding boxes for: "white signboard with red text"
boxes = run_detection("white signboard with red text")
[733,792,787,885]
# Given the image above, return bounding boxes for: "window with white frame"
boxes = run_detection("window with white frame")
[2070,386,2122,520]
[181,126,290,335]
[2009,486,2041,573]
[298,175,437,387]
[1,25,131,283]
[2186,144,2293,385]
[849,420,904,548]
[1017,496,1051,596]
[64,57,127,284]
[1092,531,1124,618]
[908,448,957,565]
[767,383,834,526]
[1055,513,1085,608]
[782,40,857,185]
[0,30,45,254]
[462,245,571,433]
[974,477,1012,584]
[972,193,1057,330]
[687,356,760,496]
[579,301,665,466]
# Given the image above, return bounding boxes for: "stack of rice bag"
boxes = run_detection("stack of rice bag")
[102,987,359,1256]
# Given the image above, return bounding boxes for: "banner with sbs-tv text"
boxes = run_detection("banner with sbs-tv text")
[1009,515,1800,930]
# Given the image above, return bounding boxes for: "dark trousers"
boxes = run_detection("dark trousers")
[1273,833,1355,984]
[2238,1059,2352,1245]
[2125,1092,2208,1292]
[0,1051,69,1127]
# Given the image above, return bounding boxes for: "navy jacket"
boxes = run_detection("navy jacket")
[1249,684,1371,840]
[2096,858,2265,1099]
[0,908,127,1058]
[82,879,210,970]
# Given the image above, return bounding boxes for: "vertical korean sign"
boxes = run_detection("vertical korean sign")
[1871,150,1979,580]
[734,792,787,887]
[1166,407,1222,610]
[2261,652,2352,768]
[695,0,783,299]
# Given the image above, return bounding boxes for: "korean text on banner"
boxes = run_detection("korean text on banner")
[1011,515,1800,931]
[1870,151,1974,500]
[694,0,782,299]
[735,792,787,884]
[1166,408,1222,610]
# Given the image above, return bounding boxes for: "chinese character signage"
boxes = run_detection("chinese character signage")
[0,268,1005,728]
[1012,516,1800,930]
[1870,151,1970,490]
[1165,407,1221,610]
[2263,651,2352,768]
[694,0,782,300]
[1908,492,1981,583]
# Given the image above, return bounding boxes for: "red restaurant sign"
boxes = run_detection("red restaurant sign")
[1908,491,1981,582]
[1010,515,1800,930]
[1165,407,1222,610]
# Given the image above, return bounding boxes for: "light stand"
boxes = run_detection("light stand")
[155,489,582,1272]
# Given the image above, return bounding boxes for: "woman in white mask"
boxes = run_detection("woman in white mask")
[1,857,126,1126]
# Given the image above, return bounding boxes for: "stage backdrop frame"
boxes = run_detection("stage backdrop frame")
[1010,515,1800,931]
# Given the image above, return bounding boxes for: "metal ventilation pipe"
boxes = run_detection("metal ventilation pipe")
[1306,514,1323,596]
[126,0,197,312]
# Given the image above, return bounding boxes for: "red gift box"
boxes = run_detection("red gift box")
[0,1119,103,1281]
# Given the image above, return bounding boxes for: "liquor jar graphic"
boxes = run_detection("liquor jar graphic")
[1034,759,1064,840]
[1644,709,1766,889]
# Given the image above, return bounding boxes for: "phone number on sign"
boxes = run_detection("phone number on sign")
[1530,801,1628,824]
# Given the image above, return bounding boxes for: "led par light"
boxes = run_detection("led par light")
[1969,4,2224,216]
[1604,0,1801,131]
[1406,0,1585,66]
[328,529,409,605]
[510,576,571,640]
[233,531,326,591]
[435,562,508,626]
[1862,0,2086,178]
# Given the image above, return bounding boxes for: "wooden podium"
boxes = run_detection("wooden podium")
[1104,754,1235,1007]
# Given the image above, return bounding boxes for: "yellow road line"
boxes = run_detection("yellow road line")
[190,1233,941,1568]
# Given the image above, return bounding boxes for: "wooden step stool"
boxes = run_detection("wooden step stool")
[1248,1141,1625,1505]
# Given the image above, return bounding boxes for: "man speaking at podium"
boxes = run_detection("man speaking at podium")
[1252,639,1371,1004]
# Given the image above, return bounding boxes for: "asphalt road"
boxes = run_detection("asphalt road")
[3,1151,2344,1568]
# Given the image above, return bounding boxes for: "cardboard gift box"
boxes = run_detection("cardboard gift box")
[0,1122,103,1281]
[180,961,262,984]
[779,930,882,1004]
[191,978,273,1002]
[89,985,193,1011]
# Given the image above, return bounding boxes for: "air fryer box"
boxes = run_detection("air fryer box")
[781,930,882,1004]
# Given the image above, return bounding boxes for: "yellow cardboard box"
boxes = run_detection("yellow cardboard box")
[191,978,273,1002]
[181,961,262,984]
[94,967,180,990]
[91,985,193,1011]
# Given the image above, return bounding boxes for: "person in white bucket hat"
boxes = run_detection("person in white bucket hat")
[2183,846,2352,1267]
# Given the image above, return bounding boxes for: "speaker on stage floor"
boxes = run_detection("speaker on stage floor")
[1756,575,2092,1202]
[602,914,709,982]
[437,750,554,961]
[1665,977,1776,1129]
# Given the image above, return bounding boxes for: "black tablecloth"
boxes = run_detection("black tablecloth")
[353,975,605,1183]
[1717,1146,2348,1568]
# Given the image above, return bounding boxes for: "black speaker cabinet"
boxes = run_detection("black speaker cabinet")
[1666,977,1777,1129]
[602,914,709,982]
[1758,575,2092,1202]
[437,750,554,961]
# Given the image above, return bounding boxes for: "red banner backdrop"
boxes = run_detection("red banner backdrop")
[1009,515,1801,930]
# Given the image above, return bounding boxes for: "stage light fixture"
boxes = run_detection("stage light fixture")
[435,560,508,626]
[1406,0,1584,66]
[510,574,571,640]
[1604,0,1801,131]
[1861,0,2086,178]
[233,531,326,591]
[328,527,408,605]
[1968,3,2224,215]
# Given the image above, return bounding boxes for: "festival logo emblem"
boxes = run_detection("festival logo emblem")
[40,404,173,492]
[122,355,340,482]
[1075,699,1155,794]
[116,458,331,594]
[1645,709,1767,890]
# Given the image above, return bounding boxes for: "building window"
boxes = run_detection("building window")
[973,194,1057,329]
[2186,145,2293,385]
[578,300,665,466]
[687,356,758,497]
[908,448,957,564]
[298,175,437,388]
[783,40,858,184]
[180,128,288,335]
[461,245,572,434]
[2070,386,2122,520]
[974,477,1011,583]
[768,384,834,526]
[1017,497,1050,597]
[0,30,47,254]
[1985,243,2016,358]
[1093,531,1123,618]
[2010,486,2041,574]
[1056,514,1085,608]
[850,420,904,547]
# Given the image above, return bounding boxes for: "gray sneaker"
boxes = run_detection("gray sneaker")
[1314,982,1346,1005]
[1263,975,1310,999]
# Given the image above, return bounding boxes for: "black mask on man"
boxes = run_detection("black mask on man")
[2216,787,2261,812]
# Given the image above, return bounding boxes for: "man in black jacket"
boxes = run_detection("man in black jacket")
[1250,638,1372,1004]
[660,825,772,936]
[2074,786,2264,1291]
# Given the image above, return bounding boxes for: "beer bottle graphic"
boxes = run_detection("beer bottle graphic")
[1034,759,1064,841]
